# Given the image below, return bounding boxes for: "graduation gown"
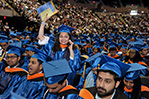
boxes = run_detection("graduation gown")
[9,73,46,99]
[41,43,81,85]
[44,85,83,99]
[0,65,28,94]
[76,68,97,91]
[124,86,149,99]
[79,87,129,99]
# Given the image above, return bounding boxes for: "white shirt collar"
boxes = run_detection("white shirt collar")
[8,64,20,68]
[95,89,116,99]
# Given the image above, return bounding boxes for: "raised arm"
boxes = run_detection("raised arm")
[38,14,51,41]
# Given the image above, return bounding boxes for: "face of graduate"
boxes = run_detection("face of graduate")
[141,48,148,55]
[46,81,66,94]
[123,78,134,90]
[28,58,42,75]
[96,71,120,98]
[109,50,117,56]
[59,32,70,45]
[129,49,136,59]
[25,50,34,58]
[6,53,20,67]
[121,48,126,54]
[93,48,99,53]
[0,42,8,50]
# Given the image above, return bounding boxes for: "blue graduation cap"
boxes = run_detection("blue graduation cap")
[54,25,75,34]
[129,46,139,52]
[93,45,100,49]
[85,53,102,63]
[21,39,30,45]
[74,39,81,45]
[0,35,9,43]
[7,43,25,57]
[121,44,127,49]
[43,59,72,84]
[31,48,49,62]
[25,44,37,52]
[16,32,23,36]
[100,38,105,42]
[124,63,147,81]
[99,55,131,77]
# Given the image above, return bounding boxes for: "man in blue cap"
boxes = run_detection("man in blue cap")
[1,49,48,98]
[42,59,83,99]
[0,45,28,95]
[79,55,130,99]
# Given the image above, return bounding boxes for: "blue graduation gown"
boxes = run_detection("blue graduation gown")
[0,65,28,94]
[41,43,81,85]
[44,85,83,99]
[9,73,46,99]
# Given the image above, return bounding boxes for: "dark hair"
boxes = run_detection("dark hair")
[124,50,143,63]
[109,47,117,52]
[52,33,77,52]
[58,74,68,85]
[97,70,121,82]
[37,59,43,65]
[119,77,141,99]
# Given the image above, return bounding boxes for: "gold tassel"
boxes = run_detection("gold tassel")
[0,51,5,62]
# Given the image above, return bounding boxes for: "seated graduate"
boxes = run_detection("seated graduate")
[1,49,48,98]
[79,55,130,99]
[77,53,102,90]
[0,35,10,71]
[107,44,120,59]
[0,45,28,95]
[119,63,149,99]
[119,45,127,61]
[42,59,83,99]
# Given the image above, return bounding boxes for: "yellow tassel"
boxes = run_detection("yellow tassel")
[0,51,5,62]
[83,79,87,88]
[82,62,86,79]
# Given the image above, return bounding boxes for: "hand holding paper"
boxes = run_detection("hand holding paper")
[37,1,58,21]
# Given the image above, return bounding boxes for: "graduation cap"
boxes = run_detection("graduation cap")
[7,43,25,57]
[99,55,131,77]
[54,25,75,34]
[31,48,49,62]
[74,39,81,45]
[25,44,37,52]
[43,59,72,84]
[0,35,9,43]
[21,39,30,45]
[124,63,148,81]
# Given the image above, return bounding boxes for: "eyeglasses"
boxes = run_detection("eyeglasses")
[6,56,17,59]
[0,44,7,47]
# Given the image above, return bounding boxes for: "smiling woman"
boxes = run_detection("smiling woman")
[38,14,81,85]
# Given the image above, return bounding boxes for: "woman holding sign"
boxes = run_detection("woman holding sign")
[38,13,81,85]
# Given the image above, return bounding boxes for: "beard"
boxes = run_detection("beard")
[96,87,115,98]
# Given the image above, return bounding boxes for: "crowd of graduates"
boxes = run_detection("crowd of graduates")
[0,0,149,99]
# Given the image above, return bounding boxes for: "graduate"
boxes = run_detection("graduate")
[42,59,83,99]
[1,49,48,98]
[119,63,149,99]
[0,35,10,63]
[0,45,28,95]
[123,46,148,68]
[79,55,130,99]
[77,53,102,91]
[107,44,120,59]
[38,14,81,85]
